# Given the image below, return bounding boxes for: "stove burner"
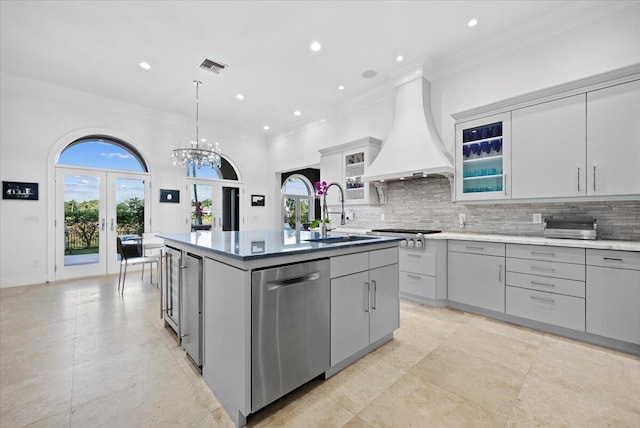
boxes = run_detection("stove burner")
[370,229,441,235]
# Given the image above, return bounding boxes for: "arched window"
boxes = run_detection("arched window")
[57,135,148,172]
[282,174,315,232]
[186,157,238,180]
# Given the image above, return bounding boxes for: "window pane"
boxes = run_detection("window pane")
[58,140,145,172]
[283,177,310,196]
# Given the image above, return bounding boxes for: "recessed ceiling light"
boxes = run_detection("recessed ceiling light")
[396,55,404,62]
[338,85,345,90]
[263,125,270,130]
[362,70,378,79]
[468,18,478,27]
[294,110,301,116]
[235,94,244,100]
[310,41,322,52]
[139,62,151,70]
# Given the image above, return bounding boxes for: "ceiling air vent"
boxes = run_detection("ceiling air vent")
[199,58,227,74]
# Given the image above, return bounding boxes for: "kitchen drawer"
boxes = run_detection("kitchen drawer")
[507,244,585,264]
[399,250,436,276]
[586,249,640,271]
[507,258,585,281]
[331,252,369,278]
[370,247,399,270]
[506,286,585,331]
[448,240,505,257]
[399,271,436,300]
[506,271,585,298]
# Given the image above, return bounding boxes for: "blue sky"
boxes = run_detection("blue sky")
[58,141,145,172]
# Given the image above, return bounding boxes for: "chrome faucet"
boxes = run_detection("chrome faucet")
[321,182,346,237]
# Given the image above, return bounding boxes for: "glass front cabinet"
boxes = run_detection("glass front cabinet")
[455,112,511,201]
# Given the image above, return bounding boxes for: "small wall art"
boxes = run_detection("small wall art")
[3,181,39,200]
[251,194,265,206]
[160,189,180,203]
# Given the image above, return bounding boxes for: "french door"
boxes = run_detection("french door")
[55,167,150,280]
[283,195,311,232]
[186,179,241,232]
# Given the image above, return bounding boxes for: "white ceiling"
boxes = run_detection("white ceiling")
[0,1,631,137]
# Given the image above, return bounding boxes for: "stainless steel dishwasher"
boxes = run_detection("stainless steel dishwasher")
[251,259,330,412]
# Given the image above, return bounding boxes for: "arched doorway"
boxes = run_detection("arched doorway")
[185,156,243,232]
[282,174,315,232]
[54,135,150,280]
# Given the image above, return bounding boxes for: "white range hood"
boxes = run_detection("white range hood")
[362,75,453,182]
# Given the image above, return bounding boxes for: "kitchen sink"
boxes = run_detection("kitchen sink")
[304,235,377,244]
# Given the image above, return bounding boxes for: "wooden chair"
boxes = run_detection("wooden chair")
[117,236,159,295]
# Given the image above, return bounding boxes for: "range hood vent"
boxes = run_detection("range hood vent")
[199,58,227,74]
[362,76,453,182]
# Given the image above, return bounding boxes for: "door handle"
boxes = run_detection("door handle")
[498,265,502,282]
[577,167,581,192]
[593,165,597,191]
[110,218,115,231]
[371,280,377,310]
[364,282,370,312]
[101,218,105,231]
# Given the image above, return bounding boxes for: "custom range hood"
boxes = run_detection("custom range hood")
[362,75,453,182]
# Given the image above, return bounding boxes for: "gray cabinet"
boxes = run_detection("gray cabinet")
[586,249,640,345]
[399,240,447,306]
[330,248,399,366]
[181,252,203,367]
[447,241,505,312]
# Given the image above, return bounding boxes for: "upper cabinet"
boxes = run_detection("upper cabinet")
[453,68,640,202]
[511,94,587,199]
[587,79,640,196]
[320,137,382,205]
[455,112,511,201]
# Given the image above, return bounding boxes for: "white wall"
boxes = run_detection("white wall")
[0,74,271,288]
[267,3,640,228]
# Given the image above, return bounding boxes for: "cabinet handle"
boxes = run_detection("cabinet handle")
[498,265,503,282]
[577,167,580,192]
[465,246,485,251]
[603,257,623,262]
[371,280,377,310]
[364,282,370,312]
[530,295,555,304]
[531,251,555,257]
[531,265,555,273]
[407,274,422,280]
[593,165,597,191]
[531,280,555,288]
[407,254,421,258]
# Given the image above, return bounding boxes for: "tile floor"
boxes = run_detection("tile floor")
[1,276,639,427]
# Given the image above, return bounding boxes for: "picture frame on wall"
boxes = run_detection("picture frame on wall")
[251,194,265,206]
[160,189,180,203]
[2,181,39,200]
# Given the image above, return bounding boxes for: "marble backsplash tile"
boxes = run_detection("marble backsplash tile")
[341,177,640,241]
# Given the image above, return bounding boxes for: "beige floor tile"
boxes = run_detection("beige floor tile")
[507,374,640,427]
[342,416,371,428]
[357,372,506,428]
[22,409,71,428]
[466,316,544,347]
[393,315,463,353]
[412,344,526,418]
[0,367,73,427]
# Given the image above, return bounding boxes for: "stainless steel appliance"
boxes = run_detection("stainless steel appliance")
[368,229,441,250]
[180,252,203,368]
[162,246,181,335]
[543,217,597,240]
[251,259,330,412]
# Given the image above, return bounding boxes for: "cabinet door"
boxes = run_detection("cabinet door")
[511,94,586,198]
[369,264,399,344]
[448,252,505,312]
[320,152,342,206]
[587,79,640,196]
[586,266,640,345]
[330,271,370,365]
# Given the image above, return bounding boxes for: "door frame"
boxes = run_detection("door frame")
[54,165,151,280]
[185,178,244,232]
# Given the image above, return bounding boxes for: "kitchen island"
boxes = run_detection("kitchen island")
[160,230,402,427]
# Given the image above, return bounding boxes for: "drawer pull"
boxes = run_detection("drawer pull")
[531,280,555,288]
[603,257,623,262]
[407,254,421,258]
[531,251,555,257]
[498,265,503,282]
[465,246,485,251]
[406,274,422,280]
[531,265,555,273]
[530,295,555,304]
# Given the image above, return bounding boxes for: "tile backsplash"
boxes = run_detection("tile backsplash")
[343,177,640,241]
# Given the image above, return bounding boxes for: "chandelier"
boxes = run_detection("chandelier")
[172,80,222,169]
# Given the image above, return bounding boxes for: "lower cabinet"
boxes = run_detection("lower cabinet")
[330,248,399,366]
[586,249,640,345]
[448,241,505,313]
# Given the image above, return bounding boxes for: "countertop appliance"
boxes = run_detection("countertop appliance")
[543,217,597,240]
[368,229,441,250]
[251,258,330,412]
